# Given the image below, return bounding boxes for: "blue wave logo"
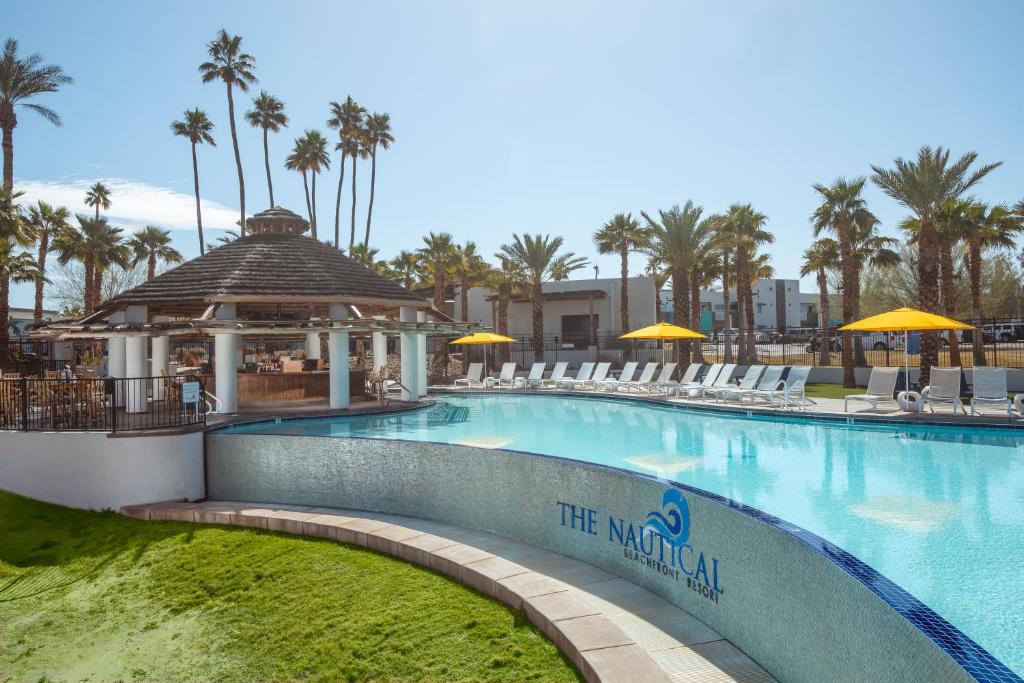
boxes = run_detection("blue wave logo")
[645,488,691,548]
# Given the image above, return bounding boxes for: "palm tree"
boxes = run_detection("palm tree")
[718,205,773,364]
[417,232,458,311]
[326,97,366,248]
[690,230,721,363]
[959,202,1022,365]
[24,201,70,324]
[345,129,369,249]
[199,29,257,236]
[53,215,127,314]
[363,112,394,246]
[871,146,1001,385]
[303,130,330,237]
[347,242,383,270]
[500,234,587,361]
[455,241,488,321]
[0,240,41,328]
[171,108,216,255]
[594,213,650,352]
[205,230,239,253]
[84,182,111,220]
[0,187,30,345]
[811,178,878,387]
[487,255,529,363]
[386,250,420,290]
[0,38,73,191]
[245,91,287,207]
[801,238,839,366]
[641,202,708,364]
[285,134,320,236]
[127,226,182,281]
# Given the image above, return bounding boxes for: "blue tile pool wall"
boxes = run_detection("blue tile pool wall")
[206,433,1006,682]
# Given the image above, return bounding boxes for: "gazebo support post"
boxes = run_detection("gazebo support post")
[372,331,387,372]
[329,304,350,409]
[214,303,238,414]
[124,305,148,414]
[107,310,127,408]
[399,306,420,402]
[306,331,321,362]
[151,334,169,400]
[417,311,428,397]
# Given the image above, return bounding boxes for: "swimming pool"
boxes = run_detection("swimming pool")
[222,393,1024,674]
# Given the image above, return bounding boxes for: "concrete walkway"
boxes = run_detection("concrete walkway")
[123,500,774,683]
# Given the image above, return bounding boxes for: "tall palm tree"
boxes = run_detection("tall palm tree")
[417,232,458,311]
[245,91,287,208]
[345,129,369,249]
[363,112,394,246]
[801,238,839,366]
[871,146,1001,385]
[641,202,707,364]
[54,215,128,314]
[690,229,721,363]
[0,187,30,345]
[455,241,488,321]
[326,96,366,248]
[84,182,111,220]
[811,178,878,387]
[171,108,216,255]
[487,255,529,363]
[302,130,330,237]
[386,250,420,290]
[199,29,257,236]
[127,226,182,281]
[709,217,736,363]
[959,202,1022,365]
[347,242,383,270]
[285,135,314,234]
[500,234,587,361]
[24,201,70,324]
[718,205,773,364]
[0,240,40,329]
[594,213,650,349]
[0,38,73,191]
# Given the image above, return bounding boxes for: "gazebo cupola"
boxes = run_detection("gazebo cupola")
[245,206,310,235]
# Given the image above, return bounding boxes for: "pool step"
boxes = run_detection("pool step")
[122,500,774,683]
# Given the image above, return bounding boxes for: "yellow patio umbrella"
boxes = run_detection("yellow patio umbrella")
[839,307,973,392]
[620,322,706,365]
[450,332,517,376]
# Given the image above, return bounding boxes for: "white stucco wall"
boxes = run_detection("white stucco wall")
[0,431,205,510]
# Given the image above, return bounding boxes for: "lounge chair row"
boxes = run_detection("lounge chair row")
[453,361,683,393]
[845,366,1023,417]
[680,363,814,409]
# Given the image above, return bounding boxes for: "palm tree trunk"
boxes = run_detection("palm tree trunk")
[0,275,9,346]
[817,268,830,366]
[364,146,377,246]
[349,155,358,249]
[969,240,986,366]
[721,253,733,364]
[619,248,630,359]
[146,253,155,281]
[735,248,750,364]
[191,142,205,255]
[690,276,704,363]
[92,265,103,310]
[301,171,312,233]
[262,127,274,207]
[498,298,510,364]
[917,219,941,386]
[94,204,99,221]
[460,275,469,321]
[225,83,246,236]
[83,253,94,314]
[531,280,544,363]
[838,226,856,387]
[940,243,961,366]
[672,267,690,365]
[433,271,445,310]
[33,232,49,325]
[311,171,318,239]
[1,121,12,192]
[334,150,347,248]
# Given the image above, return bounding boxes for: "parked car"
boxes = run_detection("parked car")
[805,332,903,353]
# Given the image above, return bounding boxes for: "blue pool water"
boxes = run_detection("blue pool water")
[223,394,1024,673]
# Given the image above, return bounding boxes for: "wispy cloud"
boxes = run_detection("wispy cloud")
[13,178,239,232]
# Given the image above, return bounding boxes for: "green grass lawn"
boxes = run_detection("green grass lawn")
[0,492,579,683]
[803,383,858,400]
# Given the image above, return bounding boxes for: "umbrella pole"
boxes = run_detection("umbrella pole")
[904,329,909,393]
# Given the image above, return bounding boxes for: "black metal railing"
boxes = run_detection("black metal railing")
[0,376,206,432]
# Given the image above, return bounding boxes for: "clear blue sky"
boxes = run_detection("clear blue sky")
[7,0,1024,310]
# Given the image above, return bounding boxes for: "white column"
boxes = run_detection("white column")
[416,311,428,397]
[125,335,149,413]
[151,335,169,400]
[215,333,238,414]
[329,304,349,409]
[108,337,126,407]
[399,306,419,401]
[372,331,387,372]
[306,331,321,360]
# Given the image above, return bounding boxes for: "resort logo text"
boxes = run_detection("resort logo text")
[555,489,724,605]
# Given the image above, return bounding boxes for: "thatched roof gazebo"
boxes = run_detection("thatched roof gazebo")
[39,207,478,414]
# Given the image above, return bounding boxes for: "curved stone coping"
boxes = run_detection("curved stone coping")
[122,499,772,683]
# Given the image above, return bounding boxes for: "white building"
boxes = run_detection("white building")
[8,307,60,338]
[660,278,819,331]
[458,276,657,341]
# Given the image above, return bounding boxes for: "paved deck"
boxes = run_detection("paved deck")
[122,500,774,683]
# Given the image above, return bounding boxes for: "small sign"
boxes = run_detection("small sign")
[181,381,201,404]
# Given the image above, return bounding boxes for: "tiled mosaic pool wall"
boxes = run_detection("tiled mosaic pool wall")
[206,433,978,683]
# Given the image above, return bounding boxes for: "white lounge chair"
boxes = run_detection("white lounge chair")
[645,362,679,395]
[683,363,723,398]
[706,365,764,402]
[623,362,659,392]
[603,361,637,392]
[771,366,814,409]
[844,367,899,413]
[970,367,1011,417]
[485,362,517,389]
[558,362,594,390]
[574,362,611,390]
[454,362,484,388]
[678,363,703,386]
[540,361,569,389]
[921,367,963,415]
[723,365,783,403]
[515,362,547,389]
[691,363,737,401]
